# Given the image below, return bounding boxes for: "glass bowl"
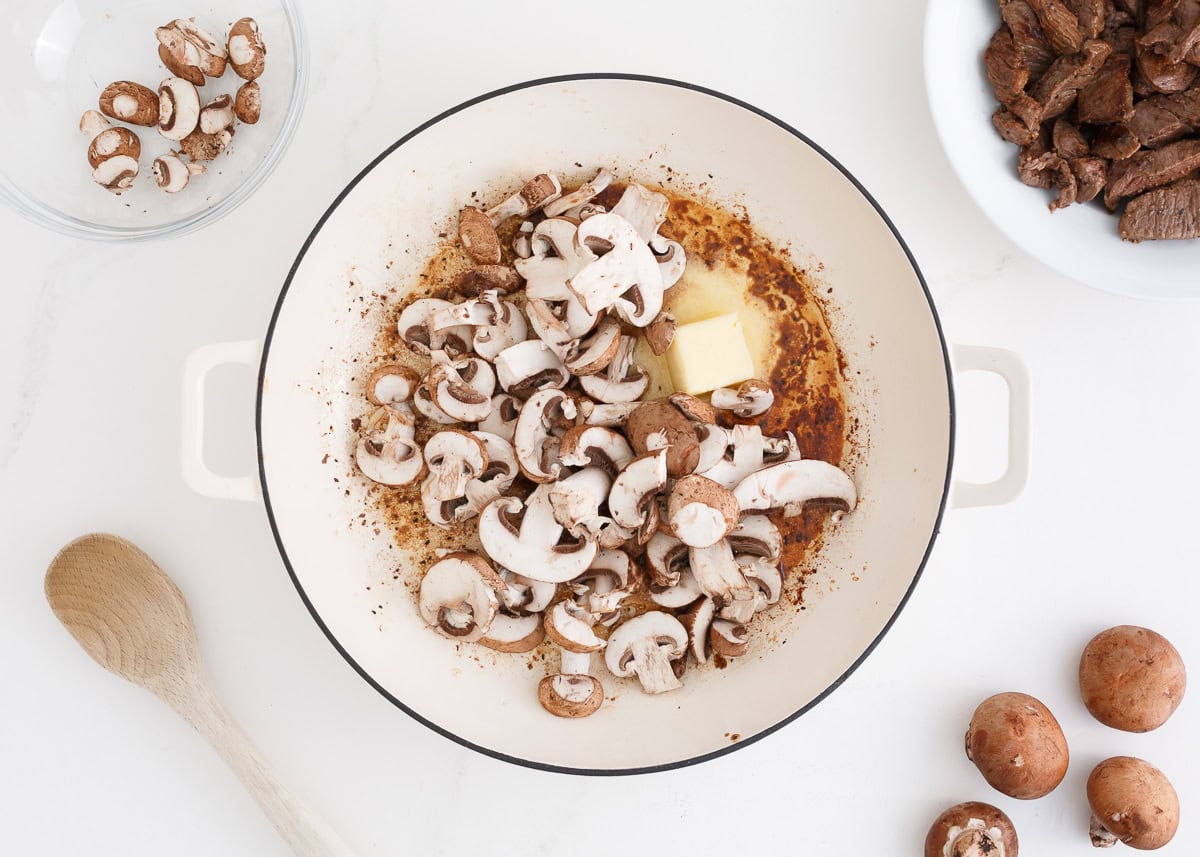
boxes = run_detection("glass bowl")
[0,0,307,240]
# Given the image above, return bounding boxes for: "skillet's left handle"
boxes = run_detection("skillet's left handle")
[951,345,1030,508]
[181,340,261,502]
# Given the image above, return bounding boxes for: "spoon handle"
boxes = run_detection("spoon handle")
[166,675,358,857]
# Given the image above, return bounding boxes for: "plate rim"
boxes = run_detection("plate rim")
[255,72,956,776]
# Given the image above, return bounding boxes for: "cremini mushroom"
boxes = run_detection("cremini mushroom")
[924,802,1019,857]
[227,17,266,81]
[711,379,775,418]
[525,296,597,359]
[453,264,521,297]
[1087,756,1179,850]
[965,692,1069,799]
[421,429,488,502]
[89,153,139,194]
[699,424,769,488]
[611,182,671,249]
[86,126,141,170]
[512,388,577,483]
[543,169,613,217]
[479,611,544,653]
[539,648,604,718]
[604,611,688,694]
[680,597,716,662]
[608,450,668,543]
[654,241,687,289]
[727,514,782,563]
[427,357,496,423]
[670,393,719,425]
[644,531,688,591]
[417,552,505,642]
[689,541,757,623]
[433,290,527,362]
[157,18,227,82]
[179,122,233,162]
[476,393,521,442]
[570,548,638,625]
[709,619,749,658]
[494,340,570,398]
[462,431,518,516]
[558,425,635,475]
[157,77,201,142]
[543,600,605,653]
[577,335,648,403]
[487,173,562,225]
[733,458,857,516]
[354,406,423,486]
[459,206,502,265]
[549,467,632,548]
[80,111,141,193]
[397,298,473,360]
[581,400,640,427]
[667,475,739,548]
[564,318,623,375]
[477,485,598,583]
[1079,625,1186,733]
[645,311,678,356]
[198,94,235,136]
[234,81,261,124]
[626,401,701,477]
[515,217,597,301]
[497,568,556,616]
[412,381,459,425]
[569,213,665,325]
[739,555,782,612]
[99,81,159,126]
[151,153,204,193]
[366,364,421,407]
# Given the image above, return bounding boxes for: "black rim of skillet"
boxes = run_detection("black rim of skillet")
[256,72,956,777]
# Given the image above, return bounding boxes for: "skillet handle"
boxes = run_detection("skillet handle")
[181,340,260,502]
[950,345,1030,508]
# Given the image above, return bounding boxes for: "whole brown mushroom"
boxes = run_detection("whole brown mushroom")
[1087,756,1179,850]
[1079,625,1186,733]
[924,801,1019,857]
[965,692,1069,799]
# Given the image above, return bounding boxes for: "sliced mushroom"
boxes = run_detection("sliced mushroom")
[700,424,769,489]
[525,296,598,359]
[648,567,703,609]
[577,335,648,403]
[366,364,420,407]
[91,154,139,193]
[581,401,640,427]
[689,541,757,623]
[459,206,501,265]
[539,648,604,718]
[604,611,688,694]
[476,393,521,441]
[681,597,716,662]
[427,357,496,422]
[611,182,671,250]
[479,612,544,653]
[412,381,459,425]
[514,217,597,301]
[420,480,470,529]
[728,514,783,564]
[487,173,562,225]
[157,18,227,80]
[157,77,201,142]
[763,431,803,465]
[477,486,598,583]
[151,153,204,193]
[422,429,488,501]
[198,94,235,136]
[543,599,605,653]
[569,213,665,326]
[99,81,159,126]
[397,298,473,359]
[227,17,266,81]
[564,317,622,376]
[711,379,775,418]
[470,293,528,361]
[570,549,637,624]
[549,467,633,548]
[666,475,740,548]
[494,340,569,398]
[626,400,701,477]
[354,406,424,486]
[654,241,687,289]
[497,567,556,616]
[558,425,635,475]
[645,311,678,356]
[733,459,857,516]
[512,388,577,482]
[644,531,689,590]
[709,619,749,658]
[86,126,140,170]
[512,220,535,259]
[453,265,521,298]
[459,431,518,518]
[608,450,668,544]
[739,555,782,612]
[670,393,719,425]
[543,169,614,217]
[694,425,729,474]
[417,552,505,642]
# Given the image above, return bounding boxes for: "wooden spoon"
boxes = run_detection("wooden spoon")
[45,533,357,857]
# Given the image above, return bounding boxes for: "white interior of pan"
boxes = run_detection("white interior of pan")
[259,78,951,772]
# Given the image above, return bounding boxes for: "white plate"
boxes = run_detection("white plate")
[924,0,1200,300]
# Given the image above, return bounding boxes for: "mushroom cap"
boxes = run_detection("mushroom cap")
[564,317,623,376]
[478,611,544,653]
[709,619,749,658]
[1087,756,1179,850]
[680,597,716,662]
[923,802,1018,857]
[397,298,472,359]
[87,127,141,169]
[604,611,687,694]
[453,265,521,298]
[571,548,637,619]
[669,393,719,425]
[227,17,266,81]
[417,552,505,642]
[727,514,782,564]
[234,81,261,124]
[569,213,664,325]
[462,430,518,515]
[476,393,521,442]
[543,600,605,653]
[733,458,857,516]
[1079,625,1186,732]
[667,475,740,548]
[558,425,635,475]
[608,450,669,533]
[494,340,570,399]
[965,692,1069,799]
[645,311,678,356]
[711,379,775,418]
[514,217,596,299]
[645,531,688,589]
[497,568,556,616]
[422,429,488,501]
[477,487,598,583]
[354,407,423,487]
[512,388,577,483]
[459,205,502,265]
[366,364,420,406]
[157,77,201,142]
[626,401,700,477]
[538,674,604,718]
[427,357,496,423]
[470,295,528,363]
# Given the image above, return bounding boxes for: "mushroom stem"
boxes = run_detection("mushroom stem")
[628,637,682,694]
[1089,815,1118,848]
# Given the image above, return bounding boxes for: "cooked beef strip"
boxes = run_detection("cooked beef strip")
[1002,1,1059,76]
[1136,43,1199,90]
[1068,0,1108,36]
[1094,122,1144,155]
[994,107,1043,144]
[1078,53,1137,120]
[1129,82,1200,143]
[1113,0,1146,17]
[1103,136,1200,206]
[1032,40,1114,117]
[1105,22,1139,55]
[986,26,1033,100]
[1028,0,1087,52]
[1103,0,1137,33]
[1119,178,1200,238]
[1072,156,1111,199]
[1054,116,1093,155]
[1165,0,1200,62]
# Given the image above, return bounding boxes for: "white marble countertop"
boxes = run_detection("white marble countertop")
[3,1,1198,854]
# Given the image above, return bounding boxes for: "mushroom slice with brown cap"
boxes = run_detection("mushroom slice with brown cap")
[549,468,633,548]
[681,597,716,663]
[611,183,671,250]
[355,406,424,486]
[763,431,803,465]
[694,425,729,474]
[564,318,622,376]
[645,312,677,356]
[460,431,518,518]
[727,514,782,564]
[711,379,775,418]
[453,265,521,298]
[427,357,495,423]
[151,153,203,194]
[627,401,701,478]
[690,541,757,623]
[479,611,544,653]
[159,19,227,78]
[487,173,562,225]
[495,340,570,399]
[544,600,605,653]
[667,475,740,548]
[645,531,689,590]
[604,611,688,694]
[420,480,470,529]
[512,220,535,259]
[498,567,556,616]
[700,424,769,489]
[570,549,637,624]
[543,169,614,217]
[558,425,635,475]
[366,365,420,407]
[157,77,201,142]
[477,486,598,583]
[654,241,687,289]
[670,393,719,425]
[581,401,640,427]
[476,393,521,442]
[1088,757,1179,849]
[649,567,703,610]
[569,213,665,326]
[709,619,749,658]
[539,648,604,718]
[734,459,857,516]
[525,297,597,359]
[432,291,528,362]
[608,450,668,543]
[397,298,473,360]
[459,206,502,265]
[578,336,649,403]
[412,381,459,425]
[739,556,782,612]
[515,217,597,301]
[512,388,578,483]
[422,429,488,501]
[417,552,506,642]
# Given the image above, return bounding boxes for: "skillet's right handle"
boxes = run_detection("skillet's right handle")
[951,345,1031,508]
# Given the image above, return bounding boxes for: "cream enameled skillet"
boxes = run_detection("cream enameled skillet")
[182,75,1030,774]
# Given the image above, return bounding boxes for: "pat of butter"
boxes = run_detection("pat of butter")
[665,312,756,394]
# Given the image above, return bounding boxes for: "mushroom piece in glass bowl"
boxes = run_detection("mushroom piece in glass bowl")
[0,0,307,241]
